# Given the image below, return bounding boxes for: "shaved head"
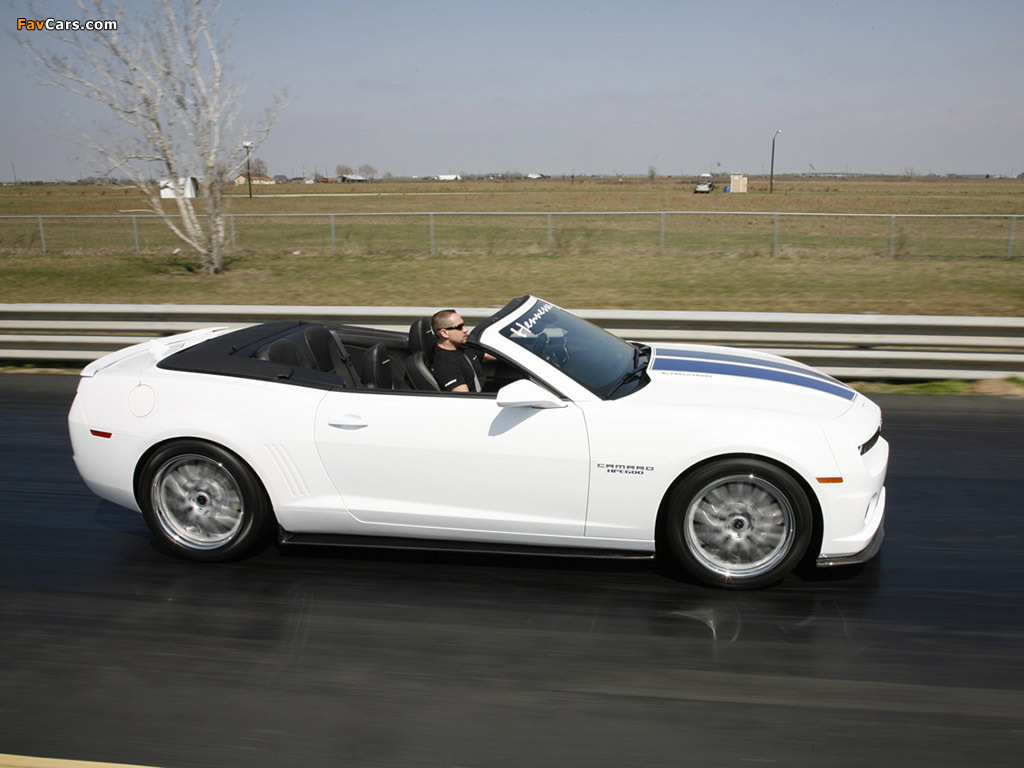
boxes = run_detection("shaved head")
[431,309,459,335]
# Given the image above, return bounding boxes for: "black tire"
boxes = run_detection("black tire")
[137,440,274,562]
[665,458,813,589]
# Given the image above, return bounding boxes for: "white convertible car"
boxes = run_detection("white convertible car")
[69,296,888,589]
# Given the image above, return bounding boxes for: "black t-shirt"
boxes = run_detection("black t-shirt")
[432,346,484,392]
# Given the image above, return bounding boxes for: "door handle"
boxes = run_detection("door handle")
[327,414,368,429]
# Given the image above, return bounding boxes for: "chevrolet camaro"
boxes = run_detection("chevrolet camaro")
[69,296,888,589]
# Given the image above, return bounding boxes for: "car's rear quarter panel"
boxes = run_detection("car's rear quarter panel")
[71,365,350,527]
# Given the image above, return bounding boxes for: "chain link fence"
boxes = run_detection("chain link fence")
[1,211,1019,259]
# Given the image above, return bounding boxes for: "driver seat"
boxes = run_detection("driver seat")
[405,316,440,391]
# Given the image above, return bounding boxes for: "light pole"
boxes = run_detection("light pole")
[242,141,254,198]
[770,129,782,194]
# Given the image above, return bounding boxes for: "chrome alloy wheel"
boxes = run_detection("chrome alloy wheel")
[683,473,796,578]
[150,453,245,550]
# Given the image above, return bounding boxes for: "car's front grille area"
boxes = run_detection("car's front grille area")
[860,427,882,455]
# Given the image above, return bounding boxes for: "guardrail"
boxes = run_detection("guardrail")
[2,303,1023,381]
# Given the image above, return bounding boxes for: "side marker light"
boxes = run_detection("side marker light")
[816,477,844,484]
[90,430,113,439]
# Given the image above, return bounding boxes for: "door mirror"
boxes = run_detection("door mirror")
[496,379,566,409]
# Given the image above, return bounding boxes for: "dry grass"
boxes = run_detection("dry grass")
[1,176,1022,314]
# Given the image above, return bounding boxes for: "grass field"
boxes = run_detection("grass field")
[1,176,1022,315]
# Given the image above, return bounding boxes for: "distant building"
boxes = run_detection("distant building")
[233,173,275,186]
[434,174,462,181]
[340,174,369,182]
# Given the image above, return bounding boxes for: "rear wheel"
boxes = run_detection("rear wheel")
[138,440,273,561]
[665,459,812,589]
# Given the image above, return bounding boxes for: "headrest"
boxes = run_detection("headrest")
[408,316,436,360]
[259,338,309,368]
[360,343,393,389]
[301,324,335,371]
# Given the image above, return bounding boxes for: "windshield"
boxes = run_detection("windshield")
[498,300,647,398]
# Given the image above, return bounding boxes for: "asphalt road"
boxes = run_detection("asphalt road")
[1,375,1022,768]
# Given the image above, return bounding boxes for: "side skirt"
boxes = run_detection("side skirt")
[278,530,656,560]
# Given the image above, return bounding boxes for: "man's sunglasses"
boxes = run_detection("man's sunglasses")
[442,323,466,331]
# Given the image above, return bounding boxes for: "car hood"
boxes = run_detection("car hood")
[634,343,860,419]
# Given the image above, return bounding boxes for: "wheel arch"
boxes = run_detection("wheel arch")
[654,452,823,564]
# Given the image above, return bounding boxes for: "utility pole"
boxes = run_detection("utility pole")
[770,129,782,193]
[242,141,254,198]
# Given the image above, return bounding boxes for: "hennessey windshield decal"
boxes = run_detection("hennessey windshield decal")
[507,302,555,338]
[652,355,857,400]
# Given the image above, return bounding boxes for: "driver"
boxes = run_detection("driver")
[430,309,487,393]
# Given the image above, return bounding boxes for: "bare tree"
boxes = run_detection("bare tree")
[19,0,284,274]
[357,164,377,179]
[336,164,353,178]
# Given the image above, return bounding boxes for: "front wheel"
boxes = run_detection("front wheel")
[138,440,274,562]
[665,459,813,589]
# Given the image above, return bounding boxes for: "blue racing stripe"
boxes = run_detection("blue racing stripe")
[655,347,844,387]
[652,356,857,400]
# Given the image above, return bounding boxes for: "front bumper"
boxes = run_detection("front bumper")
[816,502,886,568]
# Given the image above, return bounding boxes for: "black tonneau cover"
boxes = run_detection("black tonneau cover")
[159,321,354,392]
[158,320,411,391]
[158,321,330,383]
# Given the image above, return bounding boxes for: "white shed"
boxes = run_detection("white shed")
[159,177,199,199]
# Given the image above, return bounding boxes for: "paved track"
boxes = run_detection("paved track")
[1,375,1022,768]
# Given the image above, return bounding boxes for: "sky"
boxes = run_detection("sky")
[3,0,1024,181]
